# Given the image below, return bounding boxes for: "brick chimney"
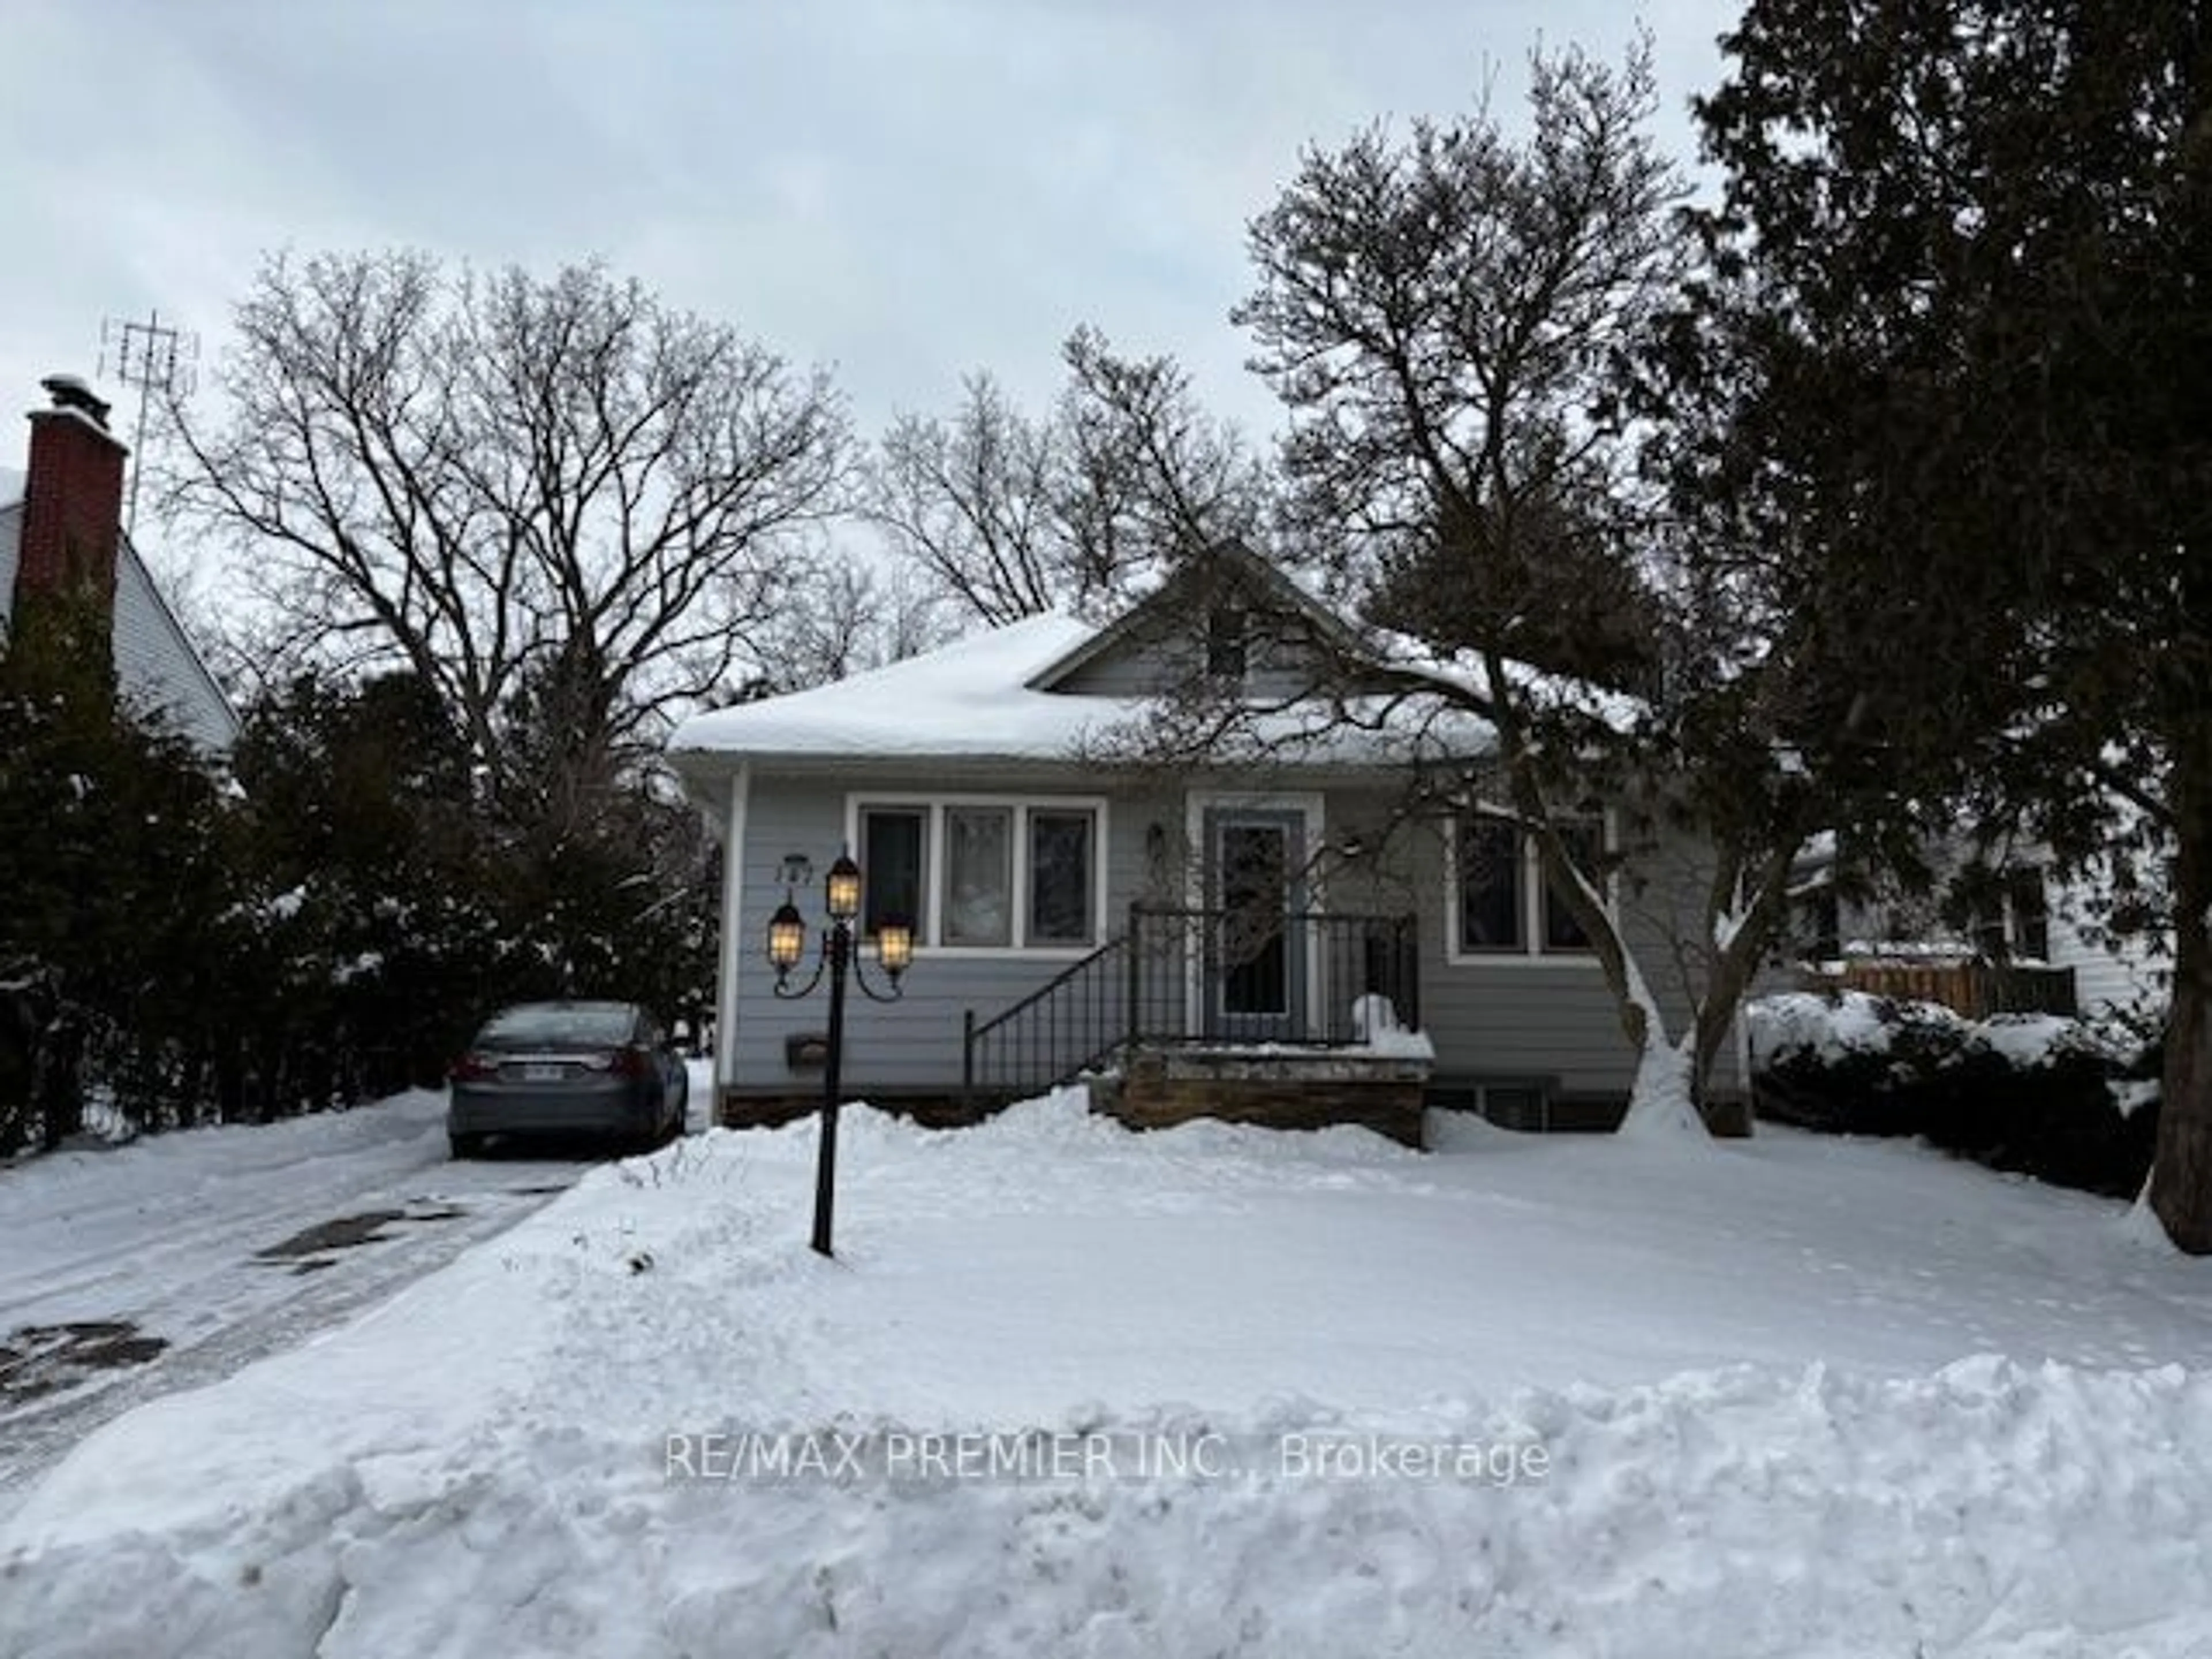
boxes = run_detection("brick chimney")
[14,374,128,614]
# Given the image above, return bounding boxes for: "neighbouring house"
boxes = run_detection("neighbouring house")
[1790,831,2168,1024]
[0,374,237,753]
[666,544,1751,1143]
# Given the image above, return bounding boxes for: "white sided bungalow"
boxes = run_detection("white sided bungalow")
[0,374,237,753]
[667,548,1749,1143]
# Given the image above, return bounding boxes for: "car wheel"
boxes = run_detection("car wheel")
[449,1131,486,1160]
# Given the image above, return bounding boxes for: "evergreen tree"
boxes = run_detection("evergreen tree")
[1688,1,2212,1244]
[0,600,235,1147]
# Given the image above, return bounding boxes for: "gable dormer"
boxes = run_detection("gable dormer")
[1029,540,1373,703]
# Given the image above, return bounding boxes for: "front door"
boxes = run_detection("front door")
[1203,808,1306,1040]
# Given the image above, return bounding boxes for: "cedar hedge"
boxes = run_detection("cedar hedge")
[1750,991,2159,1199]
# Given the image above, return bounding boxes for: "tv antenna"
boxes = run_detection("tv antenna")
[99,310,199,541]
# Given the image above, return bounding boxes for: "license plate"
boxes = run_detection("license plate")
[522,1063,566,1083]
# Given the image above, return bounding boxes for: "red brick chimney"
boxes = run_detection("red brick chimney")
[15,374,128,613]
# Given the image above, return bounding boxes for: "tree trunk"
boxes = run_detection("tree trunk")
[1618,1032,1705,1138]
[1693,949,1763,1139]
[35,1011,85,1152]
[2150,735,2212,1252]
[1686,843,1798,1138]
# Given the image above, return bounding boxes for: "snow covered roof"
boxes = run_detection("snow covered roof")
[665,600,1488,781]
[662,539,1531,781]
[0,466,23,510]
[1355,617,1648,733]
[669,611,1107,767]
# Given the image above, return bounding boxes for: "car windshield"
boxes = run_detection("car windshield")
[475,1003,635,1050]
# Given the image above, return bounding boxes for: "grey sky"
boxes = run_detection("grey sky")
[1,0,1741,527]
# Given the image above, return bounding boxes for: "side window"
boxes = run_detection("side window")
[1457,817,1523,952]
[1541,819,1604,952]
[2008,867,2051,961]
[943,806,1014,946]
[1207,606,1249,679]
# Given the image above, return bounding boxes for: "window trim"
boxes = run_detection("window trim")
[1442,808,1616,967]
[843,793,1110,958]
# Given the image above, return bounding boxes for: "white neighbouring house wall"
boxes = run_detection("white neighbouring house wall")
[1809,831,2171,1024]
[2044,865,2168,1021]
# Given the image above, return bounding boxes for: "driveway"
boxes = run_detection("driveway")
[0,1073,706,1521]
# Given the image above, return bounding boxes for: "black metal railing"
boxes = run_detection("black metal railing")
[964,934,1132,1102]
[1126,906,1419,1050]
[963,906,1420,1101]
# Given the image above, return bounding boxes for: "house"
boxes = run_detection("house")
[1791,832,2166,1024]
[666,546,1751,1142]
[0,374,237,752]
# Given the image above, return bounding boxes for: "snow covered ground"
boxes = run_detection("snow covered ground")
[6,1094,2212,1656]
[0,1069,705,1517]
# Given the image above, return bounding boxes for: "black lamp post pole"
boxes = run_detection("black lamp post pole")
[812,919,851,1258]
[770,851,904,1263]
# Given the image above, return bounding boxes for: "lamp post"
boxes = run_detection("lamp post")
[767,852,911,1257]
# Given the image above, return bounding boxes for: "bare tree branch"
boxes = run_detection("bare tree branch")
[160,250,853,789]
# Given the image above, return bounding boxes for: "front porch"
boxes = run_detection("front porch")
[964,904,1430,1143]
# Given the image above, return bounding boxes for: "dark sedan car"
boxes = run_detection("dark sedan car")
[448,1000,688,1158]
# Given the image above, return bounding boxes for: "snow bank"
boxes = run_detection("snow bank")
[9,1359,2212,1657]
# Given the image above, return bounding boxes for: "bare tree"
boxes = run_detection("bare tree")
[1055,325,1271,592]
[1232,39,1805,1132]
[862,330,1271,626]
[164,251,851,783]
[744,549,951,694]
[869,372,1063,624]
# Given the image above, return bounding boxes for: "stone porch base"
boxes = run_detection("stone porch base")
[1102,1048,1431,1149]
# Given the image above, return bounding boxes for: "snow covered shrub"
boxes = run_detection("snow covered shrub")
[1748,991,1971,1137]
[1918,1017,2153,1196]
[1748,991,2157,1198]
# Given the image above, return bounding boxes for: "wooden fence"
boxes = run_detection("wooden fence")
[1831,961,2078,1020]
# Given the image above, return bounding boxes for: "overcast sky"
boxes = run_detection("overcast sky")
[1,0,1743,535]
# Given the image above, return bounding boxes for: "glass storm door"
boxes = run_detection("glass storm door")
[1204,808,1306,1040]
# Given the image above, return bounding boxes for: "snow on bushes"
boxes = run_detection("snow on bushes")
[1747,990,2157,1196]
